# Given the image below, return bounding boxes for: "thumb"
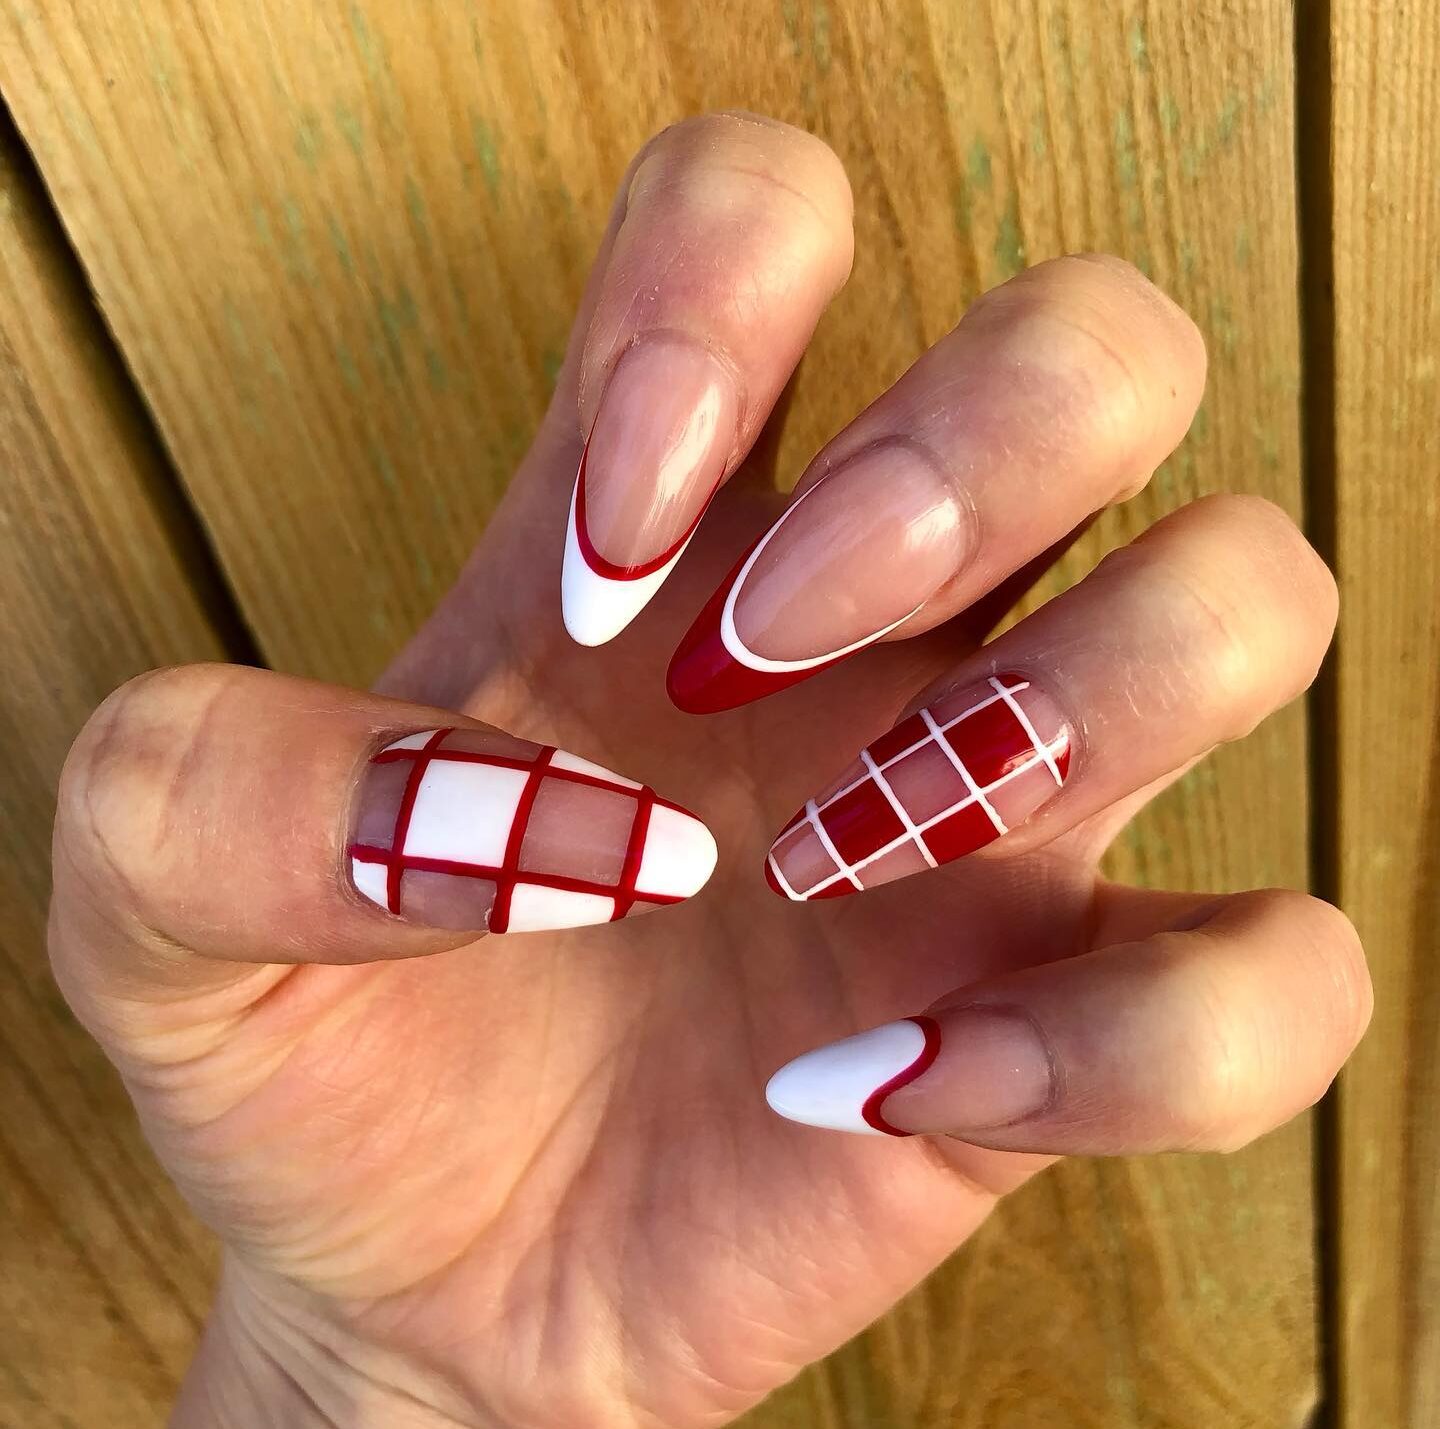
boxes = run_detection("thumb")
[51,663,716,1025]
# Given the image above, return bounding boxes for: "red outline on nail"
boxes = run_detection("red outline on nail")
[573,432,719,581]
[862,1015,942,1136]
[666,536,853,713]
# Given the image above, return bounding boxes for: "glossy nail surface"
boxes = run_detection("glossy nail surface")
[563,336,738,646]
[766,673,1070,900]
[765,1017,941,1136]
[667,440,970,712]
[766,1006,1054,1137]
[349,728,717,933]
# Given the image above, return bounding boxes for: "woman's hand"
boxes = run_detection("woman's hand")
[50,113,1369,1429]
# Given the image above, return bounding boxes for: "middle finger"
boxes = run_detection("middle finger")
[666,254,1206,713]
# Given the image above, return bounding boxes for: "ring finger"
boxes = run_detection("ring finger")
[763,493,1336,900]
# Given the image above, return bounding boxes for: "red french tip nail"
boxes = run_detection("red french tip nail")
[666,538,852,714]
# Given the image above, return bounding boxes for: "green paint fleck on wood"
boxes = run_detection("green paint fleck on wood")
[336,345,362,393]
[1114,111,1138,190]
[1160,94,1181,136]
[333,104,364,155]
[994,196,1024,278]
[1179,238,1198,276]
[371,444,400,493]
[782,0,802,56]
[1030,118,1048,160]
[1217,93,1243,145]
[951,176,972,235]
[425,346,450,391]
[812,0,832,71]
[326,215,355,275]
[349,4,386,79]
[1234,224,1251,267]
[405,177,429,242]
[1207,298,1238,363]
[280,198,312,282]
[294,110,323,167]
[1252,421,1280,470]
[542,347,564,392]
[967,137,992,193]
[1127,20,1149,71]
[470,113,502,195]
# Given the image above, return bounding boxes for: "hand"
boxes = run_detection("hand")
[50,113,1369,1428]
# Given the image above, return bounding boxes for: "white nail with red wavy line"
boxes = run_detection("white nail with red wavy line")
[765,1016,941,1136]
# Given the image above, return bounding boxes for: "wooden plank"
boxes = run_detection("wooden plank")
[0,123,227,1426]
[1325,3,1440,1426]
[0,1,1314,1424]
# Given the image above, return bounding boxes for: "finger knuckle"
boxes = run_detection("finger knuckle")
[56,663,238,921]
[1149,943,1259,1150]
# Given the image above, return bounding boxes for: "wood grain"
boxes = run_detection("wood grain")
[0,1,1319,1425]
[1326,2,1440,1425]
[0,123,225,1426]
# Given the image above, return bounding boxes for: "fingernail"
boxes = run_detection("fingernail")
[765,672,1071,901]
[348,728,717,933]
[563,335,738,646]
[766,1007,1054,1137]
[667,438,971,713]
[764,1016,941,1135]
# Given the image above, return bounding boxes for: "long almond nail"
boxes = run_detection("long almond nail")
[766,1006,1054,1137]
[667,439,971,712]
[562,336,738,646]
[765,1016,941,1135]
[765,673,1071,900]
[349,728,717,932]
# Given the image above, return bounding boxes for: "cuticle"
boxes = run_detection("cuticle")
[933,1000,1065,1125]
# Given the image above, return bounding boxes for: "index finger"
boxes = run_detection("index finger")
[561,111,854,645]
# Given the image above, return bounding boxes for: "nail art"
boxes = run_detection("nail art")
[765,1016,941,1136]
[667,444,968,714]
[349,728,717,932]
[765,673,1071,900]
[561,337,736,647]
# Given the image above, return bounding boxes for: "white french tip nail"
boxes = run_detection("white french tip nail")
[561,543,675,645]
[765,1019,937,1136]
[561,476,690,646]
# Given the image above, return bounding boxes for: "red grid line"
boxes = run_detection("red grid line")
[351,730,686,929]
[373,742,687,812]
[488,745,553,934]
[384,727,451,914]
[614,787,657,920]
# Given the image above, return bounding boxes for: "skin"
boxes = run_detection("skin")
[48,113,1370,1429]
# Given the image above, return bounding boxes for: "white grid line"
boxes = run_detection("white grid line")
[991,676,1065,787]
[792,747,1052,898]
[803,797,864,891]
[862,748,938,869]
[812,680,1031,814]
[766,850,802,900]
[921,704,1007,836]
